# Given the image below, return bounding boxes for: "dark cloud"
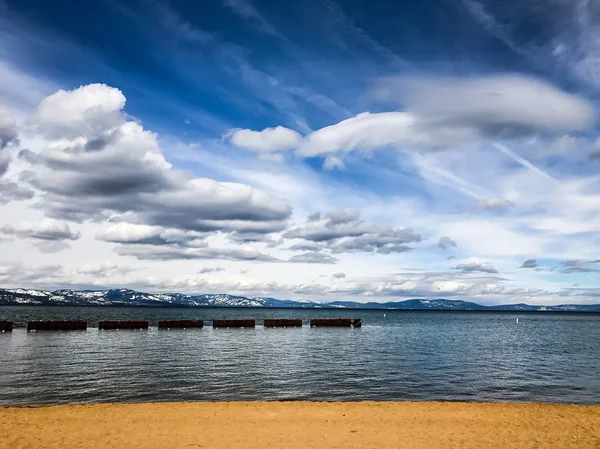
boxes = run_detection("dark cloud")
[0,106,18,151]
[307,211,321,222]
[287,252,337,264]
[227,231,283,247]
[452,261,498,274]
[326,209,361,224]
[285,209,421,254]
[438,236,457,250]
[520,259,538,269]
[115,244,279,262]
[559,260,600,274]
[1,219,80,242]
[0,180,35,204]
[287,241,322,252]
[332,272,346,279]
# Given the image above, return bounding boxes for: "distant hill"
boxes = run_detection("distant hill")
[1,287,600,311]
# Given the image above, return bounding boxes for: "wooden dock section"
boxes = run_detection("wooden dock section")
[27,320,87,331]
[213,319,255,328]
[98,320,149,330]
[310,318,362,328]
[158,320,204,329]
[0,320,13,332]
[264,319,303,328]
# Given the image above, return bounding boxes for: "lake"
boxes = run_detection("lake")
[1,306,599,406]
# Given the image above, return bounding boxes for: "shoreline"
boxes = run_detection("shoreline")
[2,401,600,448]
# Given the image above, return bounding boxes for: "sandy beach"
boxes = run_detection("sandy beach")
[2,401,600,449]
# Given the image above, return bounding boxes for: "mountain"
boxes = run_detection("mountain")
[1,287,600,311]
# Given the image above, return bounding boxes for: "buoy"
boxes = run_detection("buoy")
[516,318,519,324]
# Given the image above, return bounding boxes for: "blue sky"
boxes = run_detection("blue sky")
[1,0,600,304]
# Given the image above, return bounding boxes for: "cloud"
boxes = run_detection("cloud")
[471,198,515,211]
[452,261,498,274]
[115,244,278,262]
[332,272,346,279]
[96,222,208,248]
[375,75,596,136]
[559,260,600,274]
[296,111,474,156]
[323,156,344,170]
[198,267,225,274]
[0,106,18,150]
[287,241,323,252]
[227,126,302,153]
[227,231,283,247]
[284,209,421,254]
[1,218,80,252]
[1,218,80,241]
[438,236,457,250]
[307,212,321,222]
[520,259,538,269]
[0,106,18,177]
[17,83,292,236]
[287,252,337,264]
[0,180,34,204]
[232,74,594,160]
[74,261,138,277]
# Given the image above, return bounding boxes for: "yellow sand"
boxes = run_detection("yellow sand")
[1,401,600,449]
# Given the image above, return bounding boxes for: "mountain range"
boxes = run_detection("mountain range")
[1,288,600,311]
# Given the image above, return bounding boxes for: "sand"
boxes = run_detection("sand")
[2,401,600,449]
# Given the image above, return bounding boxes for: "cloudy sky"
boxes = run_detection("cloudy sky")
[1,0,600,305]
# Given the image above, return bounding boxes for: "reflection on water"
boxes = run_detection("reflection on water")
[1,306,600,405]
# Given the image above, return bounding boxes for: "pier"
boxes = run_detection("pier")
[27,320,87,331]
[158,320,204,329]
[99,320,149,330]
[0,318,363,331]
[213,319,255,328]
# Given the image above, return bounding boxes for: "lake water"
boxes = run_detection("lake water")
[1,306,600,406]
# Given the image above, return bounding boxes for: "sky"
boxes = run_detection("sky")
[1,0,600,305]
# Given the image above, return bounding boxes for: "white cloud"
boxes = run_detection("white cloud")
[472,198,514,211]
[227,126,302,153]
[15,83,292,237]
[323,156,344,170]
[297,111,475,156]
[376,75,595,134]
[232,74,595,161]
[1,218,80,241]
[30,83,126,139]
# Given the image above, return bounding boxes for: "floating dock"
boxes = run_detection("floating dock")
[99,320,149,330]
[158,320,204,329]
[264,319,303,327]
[213,319,255,328]
[310,318,362,327]
[27,320,87,331]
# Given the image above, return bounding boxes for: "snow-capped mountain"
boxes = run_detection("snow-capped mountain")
[0,288,318,308]
[1,287,600,311]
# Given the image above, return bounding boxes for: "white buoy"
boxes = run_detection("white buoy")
[383,313,386,318]
[516,318,519,323]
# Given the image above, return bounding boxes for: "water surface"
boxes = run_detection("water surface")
[1,306,599,405]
